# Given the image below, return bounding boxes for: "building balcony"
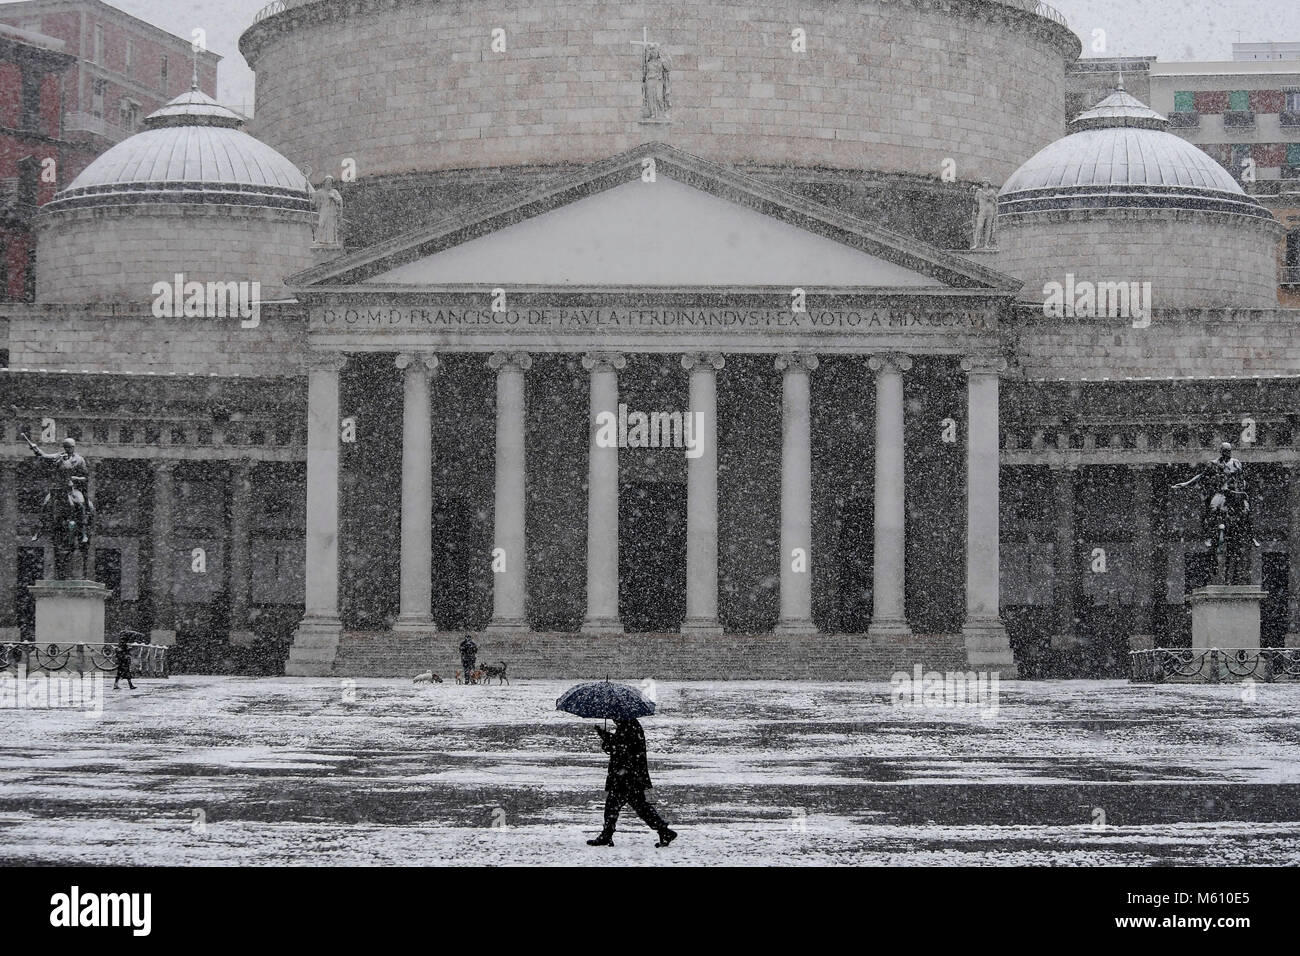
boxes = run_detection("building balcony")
[1169,111,1200,128]
[63,112,130,144]
[1282,267,1300,288]
[1223,110,1256,128]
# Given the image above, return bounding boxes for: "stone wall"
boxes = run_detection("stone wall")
[35,204,316,305]
[993,209,1285,311]
[241,0,1078,186]
[3,303,310,377]
[1005,306,1300,380]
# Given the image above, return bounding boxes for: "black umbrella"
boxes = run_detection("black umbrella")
[556,680,656,720]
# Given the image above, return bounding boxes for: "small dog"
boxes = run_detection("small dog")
[480,661,509,685]
[455,669,487,685]
[413,671,442,684]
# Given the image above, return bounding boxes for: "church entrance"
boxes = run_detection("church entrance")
[834,496,874,632]
[620,481,686,632]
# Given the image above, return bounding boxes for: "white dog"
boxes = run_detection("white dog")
[413,671,442,684]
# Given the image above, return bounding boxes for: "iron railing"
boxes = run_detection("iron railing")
[1,641,169,678]
[1130,647,1300,683]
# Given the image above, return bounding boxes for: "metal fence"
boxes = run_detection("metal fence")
[1130,647,1300,683]
[1,641,169,678]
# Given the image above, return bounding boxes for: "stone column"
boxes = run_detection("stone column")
[1288,464,1300,646]
[867,354,912,637]
[228,458,254,647]
[1130,466,1156,646]
[287,352,347,676]
[961,356,1017,675]
[1051,464,1078,644]
[393,352,438,632]
[487,351,532,633]
[681,353,725,635]
[581,351,625,633]
[0,461,18,641]
[774,353,818,635]
[149,460,176,647]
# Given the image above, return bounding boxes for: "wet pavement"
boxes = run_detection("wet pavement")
[0,677,1297,865]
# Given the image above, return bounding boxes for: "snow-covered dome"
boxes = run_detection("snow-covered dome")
[999,86,1271,220]
[45,87,310,212]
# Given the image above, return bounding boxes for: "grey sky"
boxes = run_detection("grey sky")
[4,0,1298,114]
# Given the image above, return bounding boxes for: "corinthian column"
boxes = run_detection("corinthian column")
[393,352,438,632]
[774,353,818,635]
[487,351,532,633]
[961,354,1017,675]
[681,353,725,635]
[867,354,912,638]
[287,351,347,676]
[581,351,625,633]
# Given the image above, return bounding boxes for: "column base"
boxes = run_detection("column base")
[962,619,1019,677]
[286,616,343,676]
[680,617,723,636]
[773,617,817,636]
[391,615,436,634]
[483,617,531,634]
[867,618,913,639]
[580,616,624,634]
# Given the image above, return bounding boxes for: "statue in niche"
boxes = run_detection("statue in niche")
[971,181,998,249]
[304,164,343,246]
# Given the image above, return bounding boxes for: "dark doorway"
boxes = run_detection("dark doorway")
[432,496,477,630]
[620,482,685,632]
[1262,553,1288,647]
[835,496,873,632]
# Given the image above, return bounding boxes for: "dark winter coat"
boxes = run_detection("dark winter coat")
[599,719,653,793]
[114,644,133,679]
[459,637,478,667]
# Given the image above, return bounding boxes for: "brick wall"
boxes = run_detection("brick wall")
[242,0,1077,186]
[1006,306,1300,380]
[993,209,1285,310]
[4,301,310,376]
[35,203,316,304]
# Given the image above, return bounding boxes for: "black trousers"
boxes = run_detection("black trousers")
[600,788,667,837]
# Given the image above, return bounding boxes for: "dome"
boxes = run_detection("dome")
[999,86,1272,219]
[45,87,311,212]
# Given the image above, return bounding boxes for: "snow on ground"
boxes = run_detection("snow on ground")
[1,677,1298,865]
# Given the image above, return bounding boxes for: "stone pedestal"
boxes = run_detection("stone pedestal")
[1189,585,1265,650]
[28,580,109,645]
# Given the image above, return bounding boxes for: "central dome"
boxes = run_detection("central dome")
[46,88,310,212]
[999,87,1269,219]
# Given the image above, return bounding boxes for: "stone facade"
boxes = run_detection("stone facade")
[35,204,316,304]
[994,209,1285,310]
[240,0,1077,186]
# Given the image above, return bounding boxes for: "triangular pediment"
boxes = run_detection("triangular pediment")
[291,144,1021,293]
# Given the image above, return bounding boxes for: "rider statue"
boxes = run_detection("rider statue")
[1171,441,1258,553]
[24,434,93,544]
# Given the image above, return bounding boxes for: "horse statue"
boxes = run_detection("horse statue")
[1172,441,1258,586]
[22,432,95,580]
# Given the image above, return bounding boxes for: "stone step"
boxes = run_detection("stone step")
[333,631,971,679]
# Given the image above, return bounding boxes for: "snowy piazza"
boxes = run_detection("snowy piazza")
[0,0,1297,937]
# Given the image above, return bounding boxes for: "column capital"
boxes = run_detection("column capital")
[488,351,533,372]
[774,352,818,373]
[961,355,1007,375]
[305,352,348,373]
[681,352,726,372]
[395,352,439,372]
[868,353,913,374]
[582,351,626,372]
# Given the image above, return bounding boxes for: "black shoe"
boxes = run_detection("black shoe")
[587,835,614,847]
[655,828,678,848]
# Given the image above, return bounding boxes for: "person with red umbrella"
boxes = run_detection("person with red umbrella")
[556,681,678,848]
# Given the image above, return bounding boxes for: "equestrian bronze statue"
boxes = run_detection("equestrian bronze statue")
[1171,442,1258,586]
[22,433,96,579]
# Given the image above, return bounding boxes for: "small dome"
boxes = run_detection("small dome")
[999,86,1271,219]
[45,87,310,212]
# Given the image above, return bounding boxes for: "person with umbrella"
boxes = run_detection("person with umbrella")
[556,681,678,848]
[113,632,139,691]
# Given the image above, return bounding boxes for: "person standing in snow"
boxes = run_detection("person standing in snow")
[113,634,137,691]
[459,635,478,679]
[588,718,677,848]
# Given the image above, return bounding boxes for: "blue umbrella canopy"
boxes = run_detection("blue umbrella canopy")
[556,681,656,719]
